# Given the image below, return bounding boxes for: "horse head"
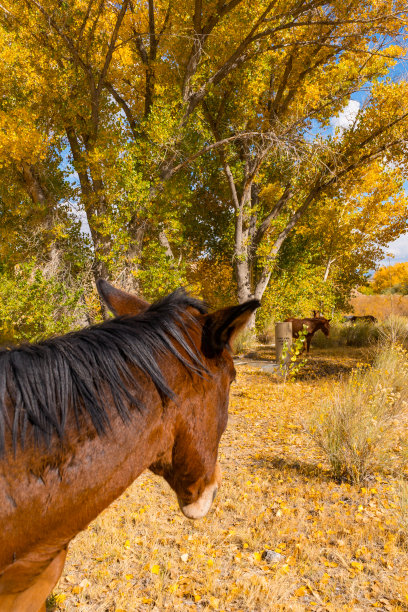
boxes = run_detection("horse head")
[97,280,260,519]
[317,316,331,336]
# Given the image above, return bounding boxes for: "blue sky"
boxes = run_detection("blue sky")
[380,233,408,266]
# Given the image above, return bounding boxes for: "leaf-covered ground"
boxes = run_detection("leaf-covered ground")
[50,348,408,611]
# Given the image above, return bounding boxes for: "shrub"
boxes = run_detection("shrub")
[232,328,257,355]
[0,259,90,344]
[377,315,408,346]
[312,317,408,350]
[340,321,379,347]
[308,344,408,484]
[257,320,275,344]
[309,322,344,349]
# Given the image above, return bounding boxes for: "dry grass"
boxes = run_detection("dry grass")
[50,348,408,611]
[351,292,408,320]
[233,329,258,355]
[308,345,408,484]
[312,317,408,350]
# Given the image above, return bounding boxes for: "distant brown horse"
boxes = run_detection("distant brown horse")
[343,314,377,323]
[285,314,331,353]
[0,281,259,611]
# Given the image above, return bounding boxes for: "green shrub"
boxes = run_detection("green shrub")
[312,320,382,349]
[340,321,379,347]
[308,344,408,484]
[0,260,89,344]
[309,322,345,349]
[312,316,408,350]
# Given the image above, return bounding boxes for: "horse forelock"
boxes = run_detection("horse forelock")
[0,289,209,455]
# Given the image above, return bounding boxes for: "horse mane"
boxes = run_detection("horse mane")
[0,289,208,455]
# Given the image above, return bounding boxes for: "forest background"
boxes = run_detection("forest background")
[1,0,408,342]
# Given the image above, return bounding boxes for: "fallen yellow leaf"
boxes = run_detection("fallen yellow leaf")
[295,586,307,597]
[350,561,364,571]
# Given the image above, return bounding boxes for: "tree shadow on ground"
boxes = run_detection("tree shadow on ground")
[294,355,356,381]
[237,349,358,381]
[250,455,335,483]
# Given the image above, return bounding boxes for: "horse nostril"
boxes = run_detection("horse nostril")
[212,487,218,503]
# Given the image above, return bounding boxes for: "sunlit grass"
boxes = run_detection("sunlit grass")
[308,344,408,484]
[49,348,408,611]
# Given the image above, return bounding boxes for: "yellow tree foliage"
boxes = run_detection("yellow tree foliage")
[371,263,408,294]
[292,160,408,288]
[0,0,407,305]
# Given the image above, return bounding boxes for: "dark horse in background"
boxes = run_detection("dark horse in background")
[0,280,259,611]
[343,314,377,323]
[285,312,331,353]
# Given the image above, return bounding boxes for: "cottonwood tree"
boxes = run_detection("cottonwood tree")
[263,158,408,314]
[191,19,408,309]
[0,0,407,308]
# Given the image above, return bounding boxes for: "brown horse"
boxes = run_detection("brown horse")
[0,281,259,611]
[343,314,377,323]
[285,314,331,353]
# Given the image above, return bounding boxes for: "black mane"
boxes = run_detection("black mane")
[0,289,208,454]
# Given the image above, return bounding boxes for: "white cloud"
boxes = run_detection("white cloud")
[330,99,360,133]
[381,232,408,265]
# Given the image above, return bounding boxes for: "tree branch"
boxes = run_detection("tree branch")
[97,0,130,95]
[252,184,293,250]
[104,82,139,139]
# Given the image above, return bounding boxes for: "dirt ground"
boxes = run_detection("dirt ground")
[49,347,408,611]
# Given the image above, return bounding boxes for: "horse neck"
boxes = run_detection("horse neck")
[0,383,177,561]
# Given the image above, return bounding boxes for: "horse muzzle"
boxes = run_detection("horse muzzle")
[178,463,222,520]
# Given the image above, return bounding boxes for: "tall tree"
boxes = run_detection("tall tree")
[0,0,407,311]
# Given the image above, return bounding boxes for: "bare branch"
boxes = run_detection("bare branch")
[104,82,139,139]
[165,132,278,180]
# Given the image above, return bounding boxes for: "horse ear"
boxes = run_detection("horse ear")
[96,279,150,316]
[203,300,261,355]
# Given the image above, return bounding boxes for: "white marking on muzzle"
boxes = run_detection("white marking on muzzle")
[179,463,221,520]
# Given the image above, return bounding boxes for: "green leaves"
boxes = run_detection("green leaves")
[0,260,88,343]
